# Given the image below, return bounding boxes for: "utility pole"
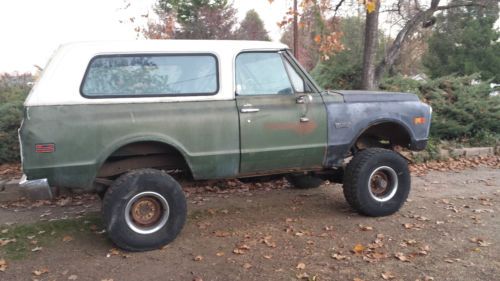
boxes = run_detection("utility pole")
[293,0,298,59]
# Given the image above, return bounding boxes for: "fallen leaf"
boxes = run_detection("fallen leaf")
[381,272,395,280]
[233,248,245,255]
[193,255,203,261]
[216,252,225,257]
[359,225,373,231]
[101,279,114,281]
[403,223,415,229]
[469,237,491,247]
[394,252,410,262]
[363,252,389,262]
[106,248,130,258]
[353,278,365,281]
[213,230,230,237]
[352,244,365,254]
[68,274,78,280]
[0,238,16,246]
[31,246,43,252]
[296,262,306,270]
[242,262,252,269]
[0,259,7,272]
[331,253,348,260]
[62,235,74,242]
[33,267,49,276]
[261,236,277,248]
[263,255,272,259]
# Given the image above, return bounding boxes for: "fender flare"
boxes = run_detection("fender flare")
[347,118,417,152]
[94,134,195,179]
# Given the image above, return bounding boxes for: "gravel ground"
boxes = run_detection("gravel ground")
[0,166,499,281]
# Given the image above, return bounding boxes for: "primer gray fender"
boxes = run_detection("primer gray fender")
[323,94,431,167]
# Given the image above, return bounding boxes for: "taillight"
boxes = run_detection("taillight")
[35,143,55,153]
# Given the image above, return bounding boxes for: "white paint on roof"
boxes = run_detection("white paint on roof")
[25,40,289,106]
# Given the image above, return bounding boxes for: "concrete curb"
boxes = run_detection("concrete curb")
[409,146,498,161]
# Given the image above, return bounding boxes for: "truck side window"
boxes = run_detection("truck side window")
[283,59,305,93]
[236,52,293,95]
[81,54,218,97]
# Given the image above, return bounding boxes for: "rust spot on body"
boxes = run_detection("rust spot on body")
[264,120,317,135]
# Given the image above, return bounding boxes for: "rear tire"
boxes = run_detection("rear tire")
[102,169,187,251]
[287,174,324,189]
[343,148,410,217]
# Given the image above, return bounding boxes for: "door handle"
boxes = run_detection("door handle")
[296,94,313,104]
[240,108,260,113]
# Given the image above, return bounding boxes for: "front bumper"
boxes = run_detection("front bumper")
[410,139,428,151]
[19,175,54,200]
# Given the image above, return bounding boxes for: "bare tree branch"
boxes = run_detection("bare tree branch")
[437,2,487,10]
[371,0,490,86]
[332,0,346,18]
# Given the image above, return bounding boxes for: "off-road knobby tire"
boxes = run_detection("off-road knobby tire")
[102,169,187,251]
[287,174,324,189]
[343,148,410,217]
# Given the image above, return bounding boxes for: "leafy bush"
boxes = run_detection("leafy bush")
[380,74,499,146]
[0,74,31,163]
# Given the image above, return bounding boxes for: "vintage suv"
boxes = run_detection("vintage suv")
[19,40,431,251]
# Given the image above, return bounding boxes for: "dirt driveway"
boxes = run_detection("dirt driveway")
[0,166,499,281]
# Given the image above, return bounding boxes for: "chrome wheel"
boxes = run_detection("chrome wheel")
[124,191,170,234]
[368,166,398,202]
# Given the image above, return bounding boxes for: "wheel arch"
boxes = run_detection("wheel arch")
[94,134,195,180]
[349,118,416,152]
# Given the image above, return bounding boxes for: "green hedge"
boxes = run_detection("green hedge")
[380,74,499,146]
[0,75,30,163]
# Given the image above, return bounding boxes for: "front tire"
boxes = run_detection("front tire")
[343,148,410,217]
[102,169,187,251]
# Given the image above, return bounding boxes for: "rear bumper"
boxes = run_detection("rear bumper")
[19,175,54,200]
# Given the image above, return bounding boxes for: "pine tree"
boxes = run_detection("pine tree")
[234,10,270,41]
[423,0,500,81]
[155,0,237,39]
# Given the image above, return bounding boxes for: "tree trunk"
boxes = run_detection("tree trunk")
[361,1,380,90]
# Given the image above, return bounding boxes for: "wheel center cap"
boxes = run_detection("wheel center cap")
[131,197,162,226]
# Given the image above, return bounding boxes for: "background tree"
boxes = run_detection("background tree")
[368,0,495,89]
[311,16,386,89]
[148,0,238,39]
[234,10,271,41]
[423,0,500,81]
[281,2,328,70]
[361,0,380,90]
[0,73,32,163]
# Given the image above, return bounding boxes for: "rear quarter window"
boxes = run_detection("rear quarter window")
[80,54,218,97]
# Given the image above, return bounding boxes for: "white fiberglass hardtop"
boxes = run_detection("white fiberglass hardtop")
[25,40,289,107]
